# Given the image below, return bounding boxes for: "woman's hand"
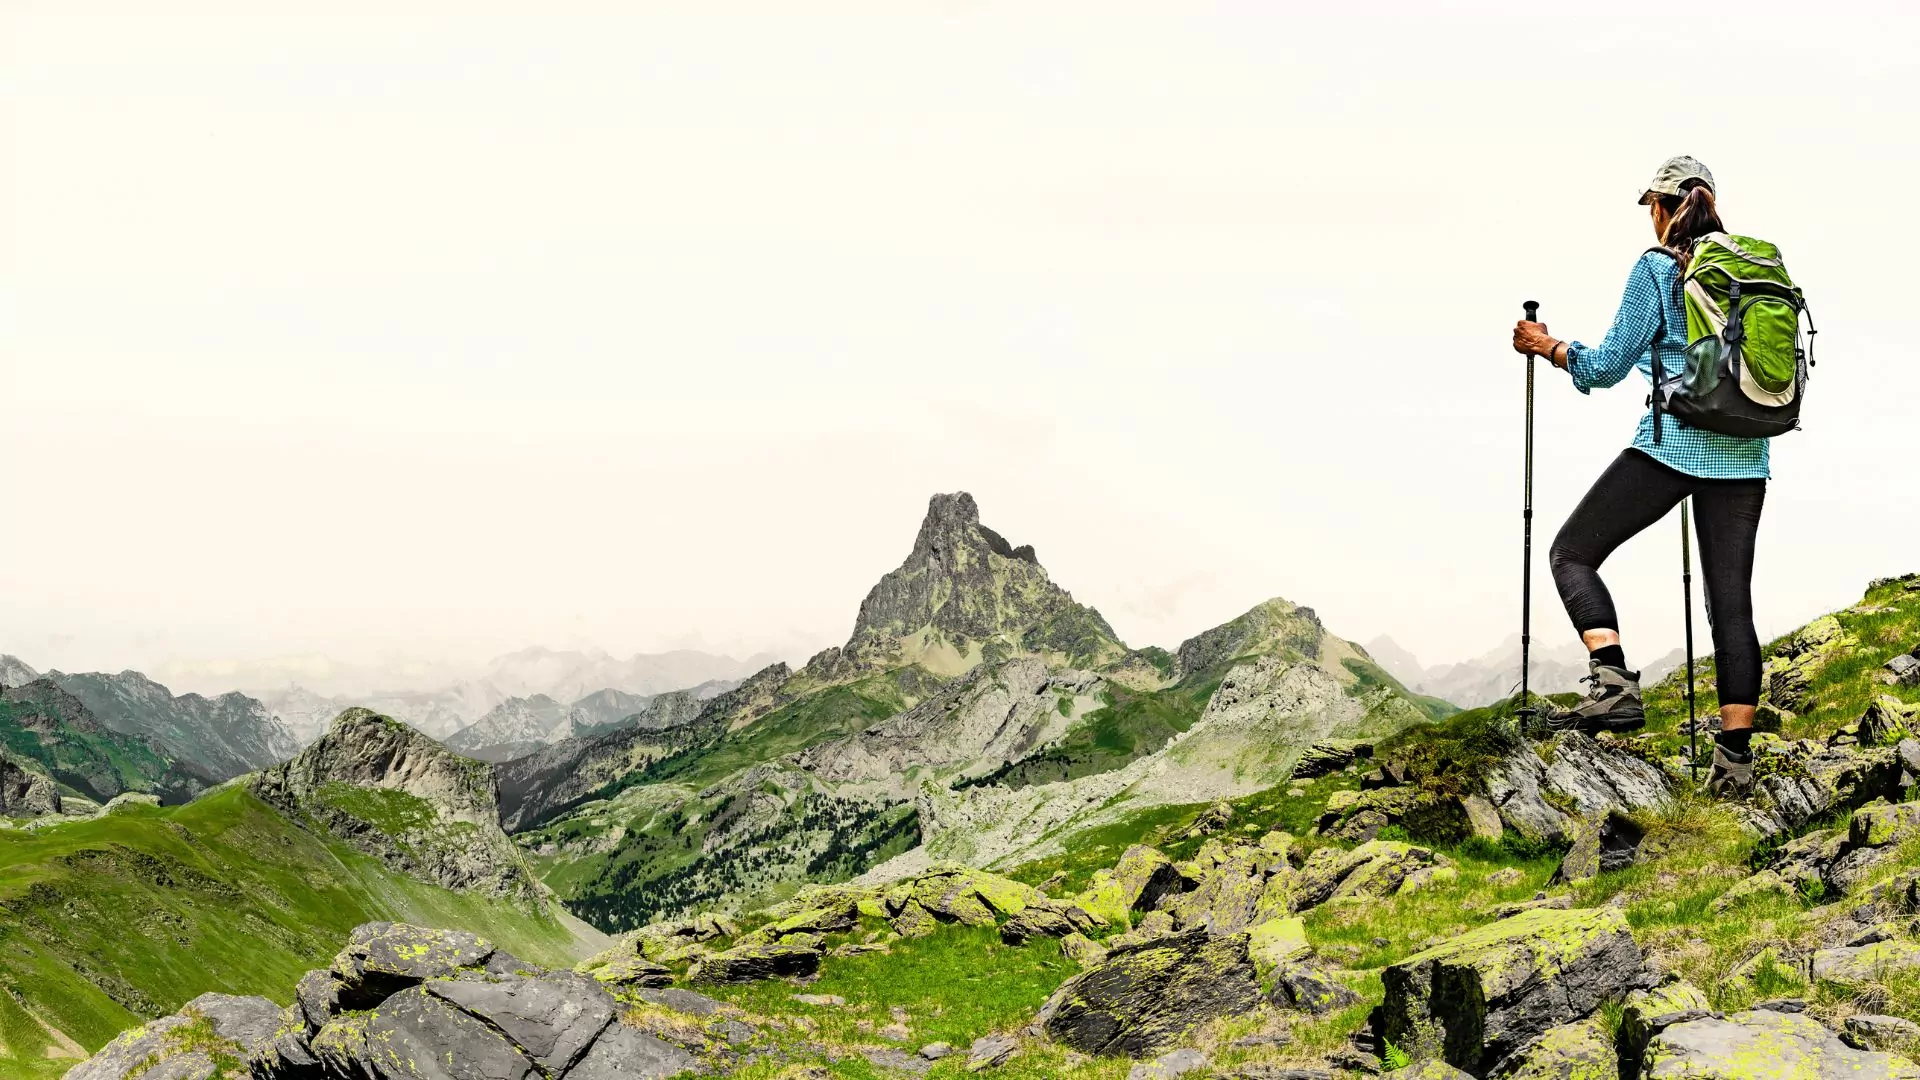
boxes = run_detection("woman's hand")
[1513,320,1555,358]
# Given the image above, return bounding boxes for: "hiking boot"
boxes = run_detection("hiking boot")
[1542,661,1646,734]
[1707,742,1756,801]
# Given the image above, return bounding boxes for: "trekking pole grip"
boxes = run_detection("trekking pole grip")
[1523,301,1539,322]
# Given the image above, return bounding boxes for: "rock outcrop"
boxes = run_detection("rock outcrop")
[1378,907,1642,1076]
[250,709,545,904]
[73,922,700,1080]
[1040,928,1263,1058]
[1644,1008,1920,1079]
[1487,732,1673,844]
[0,753,62,816]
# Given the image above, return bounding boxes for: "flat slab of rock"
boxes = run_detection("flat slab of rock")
[332,923,495,1006]
[1379,906,1641,1076]
[1041,928,1260,1058]
[1646,1008,1920,1078]
[690,939,822,983]
[567,1021,703,1080]
[424,972,616,1074]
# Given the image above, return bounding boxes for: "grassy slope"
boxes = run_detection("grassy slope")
[609,577,1920,1077]
[0,788,583,1080]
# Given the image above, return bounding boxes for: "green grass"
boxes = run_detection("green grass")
[0,788,585,1080]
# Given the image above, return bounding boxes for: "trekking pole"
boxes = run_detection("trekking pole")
[1682,498,1699,780]
[1518,300,1539,722]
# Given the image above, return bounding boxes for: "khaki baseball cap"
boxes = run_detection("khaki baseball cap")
[1637,155,1716,204]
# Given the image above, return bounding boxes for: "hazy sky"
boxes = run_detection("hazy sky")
[4,3,1916,685]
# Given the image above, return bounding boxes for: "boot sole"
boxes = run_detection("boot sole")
[1543,708,1646,735]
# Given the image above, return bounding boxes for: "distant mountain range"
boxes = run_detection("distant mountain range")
[167,647,778,745]
[443,681,738,763]
[1363,633,1684,708]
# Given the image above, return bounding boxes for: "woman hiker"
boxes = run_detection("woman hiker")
[1509,155,1764,799]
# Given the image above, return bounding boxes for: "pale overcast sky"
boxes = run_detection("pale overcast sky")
[3,3,1915,684]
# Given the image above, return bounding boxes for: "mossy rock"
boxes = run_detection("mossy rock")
[1497,1017,1616,1080]
[1379,906,1641,1076]
[330,923,495,1008]
[1039,928,1261,1058]
[1645,1008,1920,1079]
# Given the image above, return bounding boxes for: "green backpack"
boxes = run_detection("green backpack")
[1649,232,1815,441]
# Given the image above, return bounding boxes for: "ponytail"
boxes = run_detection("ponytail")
[1655,180,1724,272]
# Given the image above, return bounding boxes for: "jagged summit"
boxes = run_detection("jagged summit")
[809,492,1123,679]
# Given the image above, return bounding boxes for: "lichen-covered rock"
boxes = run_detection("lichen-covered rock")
[1378,907,1641,1076]
[1246,917,1308,978]
[1389,1065,1476,1080]
[1077,846,1187,925]
[1735,737,1908,841]
[911,865,1043,926]
[65,1015,208,1080]
[311,1013,375,1080]
[363,986,539,1080]
[1488,732,1672,844]
[1267,963,1359,1016]
[1461,795,1504,842]
[1847,1015,1920,1052]
[330,923,495,1007]
[965,1032,1019,1071]
[1810,939,1920,989]
[1763,615,1857,714]
[735,894,860,946]
[1294,840,1447,910]
[1858,697,1917,747]
[1645,1008,1920,1078]
[585,954,673,989]
[294,971,343,1035]
[690,939,822,983]
[1105,910,1179,951]
[69,995,287,1080]
[1552,811,1644,885]
[889,899,938,938]
[1165,847,1272,934]
[1495,1017,1615,1079]
[1000,900,1096,944]
[1710,869,1795,913]
[566,1021,702,1080]
[1040,928,1262,1058]
[1292,740,1371,779]
[1061,933,1108,968]
[1616,978,1713,1075]
[421,972,615,1074]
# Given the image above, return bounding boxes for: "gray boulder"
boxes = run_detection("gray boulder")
[1492,1017,1616,1079]
[1040,928,1262,1058]
[0,755,62,817]
[295,970,343,1034]
[363,987,538,1080]
[1267,963,1359,1016]
[1733,738,1907,841]
[331,923,495,1007]
[1645,1009,1920,1078]
[1378,907,1641,1076]
[1848,1015,1920,1052]
[565,1022,702,1080]
[690,939,822,983]
[1886,654,1920,688]
[1129,1048,1210,1079]
[424,972,615,1074]
[69,996,285,1080]
[1487,732,1671,844]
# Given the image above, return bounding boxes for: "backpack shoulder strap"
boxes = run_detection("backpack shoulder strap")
[1639,248,1678,445]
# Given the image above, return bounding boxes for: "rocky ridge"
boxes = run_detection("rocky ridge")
[250,708,547,905]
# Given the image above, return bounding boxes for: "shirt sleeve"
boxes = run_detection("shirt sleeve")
[1565,253,1667,395]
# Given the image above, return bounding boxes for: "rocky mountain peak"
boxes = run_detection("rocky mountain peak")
[827,492,1122,677]
[1173,598,1327,681]
[0,654,40,689]
[249,708,544,904]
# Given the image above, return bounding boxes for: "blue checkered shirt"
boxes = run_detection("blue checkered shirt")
[1566,251,1770,480]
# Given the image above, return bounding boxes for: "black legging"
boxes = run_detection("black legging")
[1549,449,1767,706]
